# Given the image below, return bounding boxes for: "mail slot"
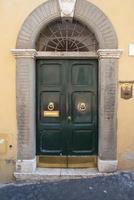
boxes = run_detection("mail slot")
[44,111,59,117]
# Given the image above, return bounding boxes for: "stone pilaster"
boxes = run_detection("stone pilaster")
[11,49,37,172]
[97,49,123,172]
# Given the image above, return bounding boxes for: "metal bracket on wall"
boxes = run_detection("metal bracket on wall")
[119,81,134,99]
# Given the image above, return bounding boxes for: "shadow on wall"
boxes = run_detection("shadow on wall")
[0,160,15,183]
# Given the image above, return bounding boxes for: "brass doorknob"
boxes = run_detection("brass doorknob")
[68,116,71,120]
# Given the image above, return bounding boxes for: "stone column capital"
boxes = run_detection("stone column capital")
[97,49,123,59]
[11,49,37,58]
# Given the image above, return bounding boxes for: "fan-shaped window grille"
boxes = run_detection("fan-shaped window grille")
[36,19,98,52]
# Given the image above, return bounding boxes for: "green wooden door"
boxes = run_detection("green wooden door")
[36,59,98,156]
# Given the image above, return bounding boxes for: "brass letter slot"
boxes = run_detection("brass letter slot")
[43,111,59,117]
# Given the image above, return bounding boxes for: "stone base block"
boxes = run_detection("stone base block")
[15,158,36,173]
[98,158,118,172]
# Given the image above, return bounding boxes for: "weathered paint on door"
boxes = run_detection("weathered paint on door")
[36,59,98,156]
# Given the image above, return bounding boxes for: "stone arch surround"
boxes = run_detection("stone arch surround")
[16,0,118,49]
[11,0,123,176]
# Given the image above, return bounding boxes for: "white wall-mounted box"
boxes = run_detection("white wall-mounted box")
[0,139,7,154]
[129,44,134,56]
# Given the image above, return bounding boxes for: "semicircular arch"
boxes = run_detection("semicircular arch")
[16,0,118,49]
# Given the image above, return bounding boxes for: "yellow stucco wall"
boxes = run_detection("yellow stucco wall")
[0,0,134,181]
[89,0,134,170]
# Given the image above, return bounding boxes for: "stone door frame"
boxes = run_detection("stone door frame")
[11,0,122,174]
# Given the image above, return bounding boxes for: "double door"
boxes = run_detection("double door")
[36,59,98,156]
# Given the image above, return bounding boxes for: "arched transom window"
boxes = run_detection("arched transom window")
[36,19,98,52]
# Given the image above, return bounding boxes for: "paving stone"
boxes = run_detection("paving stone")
[0,172,134,200]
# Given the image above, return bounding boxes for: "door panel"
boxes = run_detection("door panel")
[40,130,63,154]
[72,130,95,153]
[71,64,93,86]
[72,92,93,123]
[36,59,98,156]
[39,63,62,85]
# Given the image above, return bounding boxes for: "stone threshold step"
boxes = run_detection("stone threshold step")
[14,168,105,180]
